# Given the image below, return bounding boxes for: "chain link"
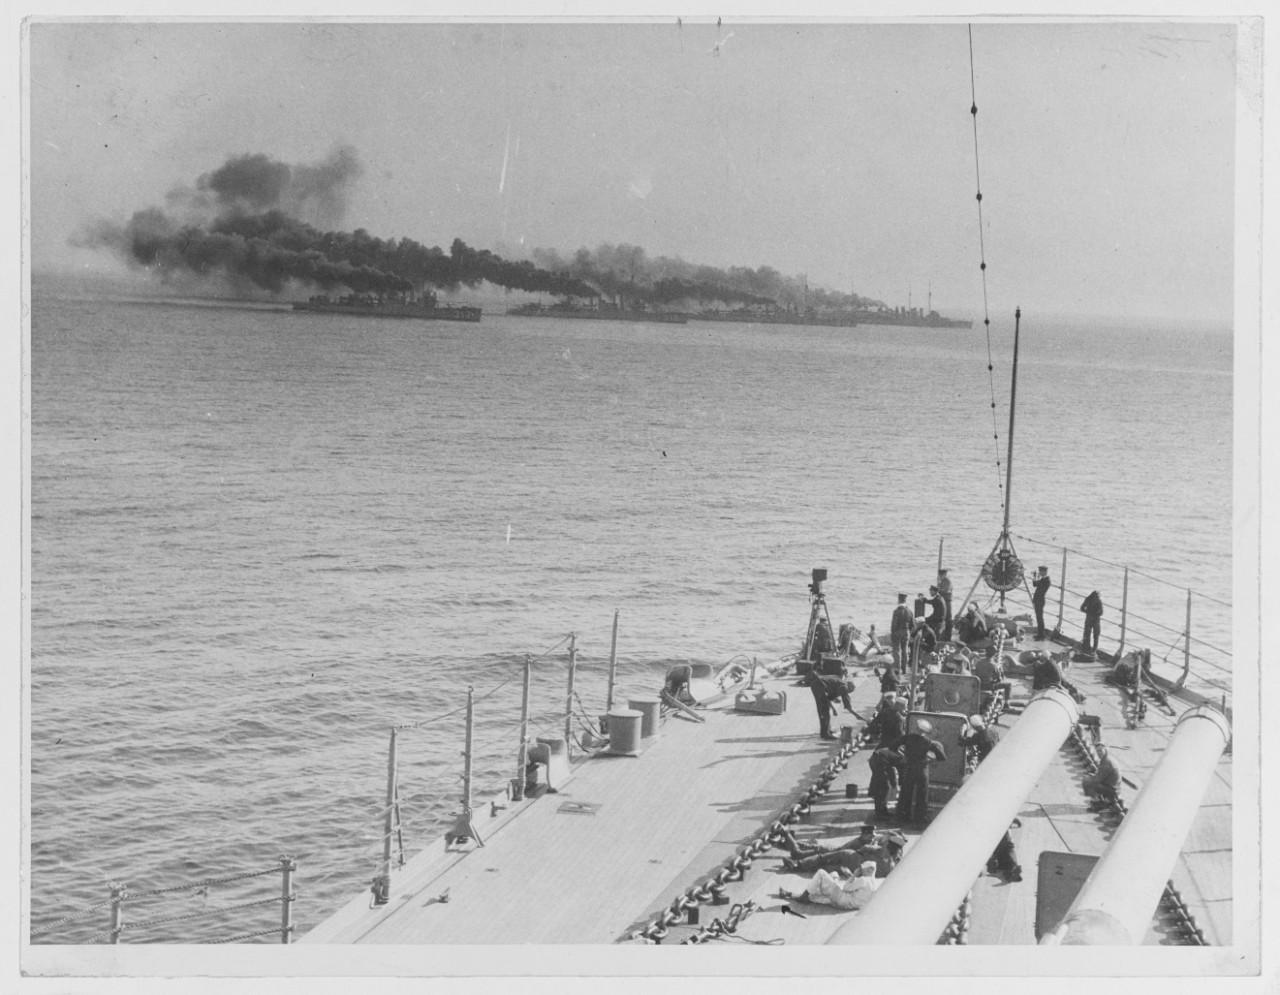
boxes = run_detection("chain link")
[629,722,871,942]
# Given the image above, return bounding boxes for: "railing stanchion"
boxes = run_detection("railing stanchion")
[108,883,125,944]
[514,656,531,801]
[449,686,484,846]
[605,611,619,714]
[372,727,398,904]
[565,632,577,756]
[278,855,295,944]
[1178,589,1193,689]
[1118,565,1130,657]
[1056,547,1068,635]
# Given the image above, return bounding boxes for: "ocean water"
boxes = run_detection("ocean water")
[27,288,1234,942]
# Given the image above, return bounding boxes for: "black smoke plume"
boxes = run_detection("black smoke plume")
[526,244,881,311]
[81,149,874,309]
[81,149,597,298]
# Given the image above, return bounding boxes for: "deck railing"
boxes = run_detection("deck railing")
[972,535,1232,699]
[32,857,297,945]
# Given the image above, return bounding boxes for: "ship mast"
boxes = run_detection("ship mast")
[1002,306,1021,536]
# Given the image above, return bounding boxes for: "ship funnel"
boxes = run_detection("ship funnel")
[1039,705,1231,945]
[826,687,1078,945]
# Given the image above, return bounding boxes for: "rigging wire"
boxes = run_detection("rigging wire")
[968,24,1005,511]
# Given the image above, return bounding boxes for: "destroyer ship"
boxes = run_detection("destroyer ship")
[292,290,481,323]
[507,300,689,324]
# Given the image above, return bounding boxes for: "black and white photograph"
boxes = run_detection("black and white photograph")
[14,7,1271,987]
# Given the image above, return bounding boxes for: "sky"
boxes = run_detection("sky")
[27,18,1243,322]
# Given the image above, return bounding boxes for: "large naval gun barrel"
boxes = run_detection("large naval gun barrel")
[1040,704,1231,945]
[827,686,1079,946]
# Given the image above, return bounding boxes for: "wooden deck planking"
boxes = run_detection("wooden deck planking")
[303,642,1233,947]
[307,671,864,944]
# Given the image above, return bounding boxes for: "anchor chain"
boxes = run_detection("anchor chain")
[682,900,760,944]
[628,724,872,943]
[937,890,973,945]
[1066,725,1208,945]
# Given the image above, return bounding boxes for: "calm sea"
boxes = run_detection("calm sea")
[28,287,1234,942]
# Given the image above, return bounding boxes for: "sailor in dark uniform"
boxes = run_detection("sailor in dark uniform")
[1031,654,1063,691]
[890,720,946,825]
[805,670,854,740]
[868,746,903,819]
[925,586,946,641]
[1032,566,1052,639]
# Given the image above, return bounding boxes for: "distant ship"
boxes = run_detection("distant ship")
[694,307,859,328]
[855,306,974,329]
[292,291,481,323]
[507,301,688,325]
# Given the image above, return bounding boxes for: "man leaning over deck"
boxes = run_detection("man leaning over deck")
[805,669,855,741]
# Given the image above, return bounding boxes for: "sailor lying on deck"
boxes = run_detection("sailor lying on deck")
[780,861,881,911]
[778,823,905,878]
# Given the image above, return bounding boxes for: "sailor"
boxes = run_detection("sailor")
[912,616,938,663]
[961,716,1024,881]
[878,662,902,695]
[1031,653,1063,691]
[890,720,947,825]
[1107,648,1150,688]
[1083,744,1122,808]
[956,602,989,647]
[811,617,836,657]
[925,586,946,640]
[1032,566,1052,640]
[937,569,954,641]
[1080,590,1104,658]
[805,670,855,741]
[960,714,998,763]
[868,746,904,819]
[663,664,699,707]
[780,823,906,875]
[866,692,907,747]
[780,860,882,911]
[890,593,913,668]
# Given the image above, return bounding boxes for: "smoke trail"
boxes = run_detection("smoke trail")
[79,149,596,297]
[78,148,872,309]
